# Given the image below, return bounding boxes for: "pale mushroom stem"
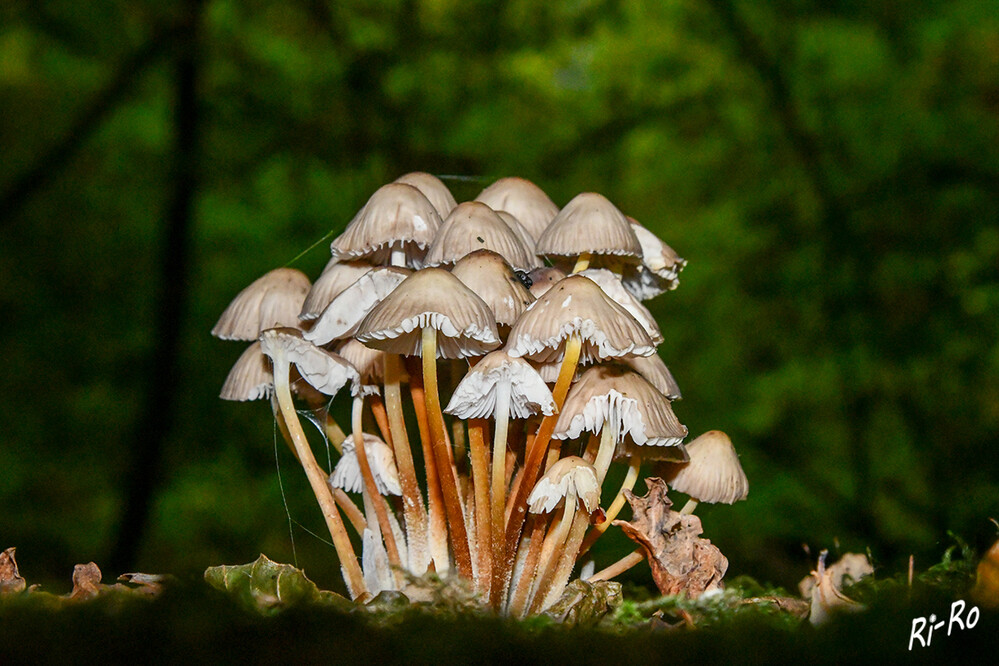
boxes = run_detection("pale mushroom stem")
[333,487,368,536]
[587,549,643,583]
[571,252,591,273]
[270,354,367,600]
[526,498,577,615]
[351,395,404,582]
[488,381,512,607]
[408,371,451,575]
[680,498,699,515]
[384,353,430,574]
[467,417,492,596]
[498,334,582,605]
[421,326,474,580]
[578,452,641,558]
[507,516,546,617]
[534,426,615,611]
[368,395,394,447]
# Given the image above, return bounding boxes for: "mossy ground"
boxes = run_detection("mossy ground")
[2,541,995,664]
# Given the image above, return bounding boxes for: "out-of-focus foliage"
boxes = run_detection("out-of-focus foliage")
[1,0,997,592]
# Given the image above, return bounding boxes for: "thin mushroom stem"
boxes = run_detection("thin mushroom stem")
[507,515,546,617]
[488,381,512,607]
[408,367,450,575]
[572,252,591,273]
[368,394,394,448]
[468,417,492,596]
[534,508,590,612]
[680,498,699,515]
[384,353,430,574]
[351,395,404,584]
[587,549,643,583]
[578,453,641,558]
[498,334,582,605]
[526,498,577,615]
[270,353,367,600]
[422,326,474,580]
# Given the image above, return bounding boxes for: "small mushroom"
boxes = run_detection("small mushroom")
[299,259,373,321]
[394,171,457,217]
[535,192,642,273]
[425,201,540,271]
[659,430,749,515]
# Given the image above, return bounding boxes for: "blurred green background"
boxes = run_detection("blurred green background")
[2,0,997,596]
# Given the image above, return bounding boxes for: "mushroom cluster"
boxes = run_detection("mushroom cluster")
[212,173,736,613]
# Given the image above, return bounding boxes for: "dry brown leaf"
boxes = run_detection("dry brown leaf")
[612,477,728,598]
[1,547,27,595]
[69,562,104,600]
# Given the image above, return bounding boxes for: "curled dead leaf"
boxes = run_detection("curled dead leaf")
[807,550,866,626]
[798,552,873,599]
[69,562,104,600]
[1,547,27,595]
[612,477,727,598]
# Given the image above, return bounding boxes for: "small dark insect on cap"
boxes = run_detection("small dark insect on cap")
[514,270,533,289]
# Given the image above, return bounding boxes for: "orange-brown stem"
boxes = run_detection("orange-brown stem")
[408,367,450,575]
[468,417,492,596]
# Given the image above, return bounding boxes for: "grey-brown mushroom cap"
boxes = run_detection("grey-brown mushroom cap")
[662,430,749,504]
[474,176,559,242]
[450,250,535,327]
[330,183,442,266]
[354,268,501,359]
[220,341,273,401]
[622,220,687,300]
[393,172,458,217]
[552,365,688,449]
[303,266,411,345]
[506,274,656,364]
[494,210,537,255]
[526,266,566,299]
[259,327,359,398]
[424,201,540,271]
[212,268,311,341]
[335,338,386,387]
[535,192,642,260]
[444,349,555,420]
[578,268,664,345]
[620,353,682,400]
[527,456,601,514]
[300,260,373,321]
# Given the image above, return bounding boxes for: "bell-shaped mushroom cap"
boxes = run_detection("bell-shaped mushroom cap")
[220,341,273,401]
[450,250,535,327]
[300,260,373,321]
[526,266,566,299]
[578,268,663,345]
[495,211,537,255]
[330,432,402,496]
[474,176,559,242]
[212,268,311,341]
[662,430,748,504]
[535,192,642,260]
[331,183,442,266]
[444,349,555,420]
[259,328,359,397]
[552,365,687,448]
[622,219,687,299]
[528,456,600,514]
[620,353,681,401]
[355,267,501,359]
[394,172,457,217]
[303,266,411,345]
[506,274,656,364]
[425,202,540,271]
[335,338,386,386]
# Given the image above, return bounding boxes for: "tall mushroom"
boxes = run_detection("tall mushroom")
[258,328,367,600]
[535,192,642,274]
[356,267,502,580]
[445,349,555,603]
